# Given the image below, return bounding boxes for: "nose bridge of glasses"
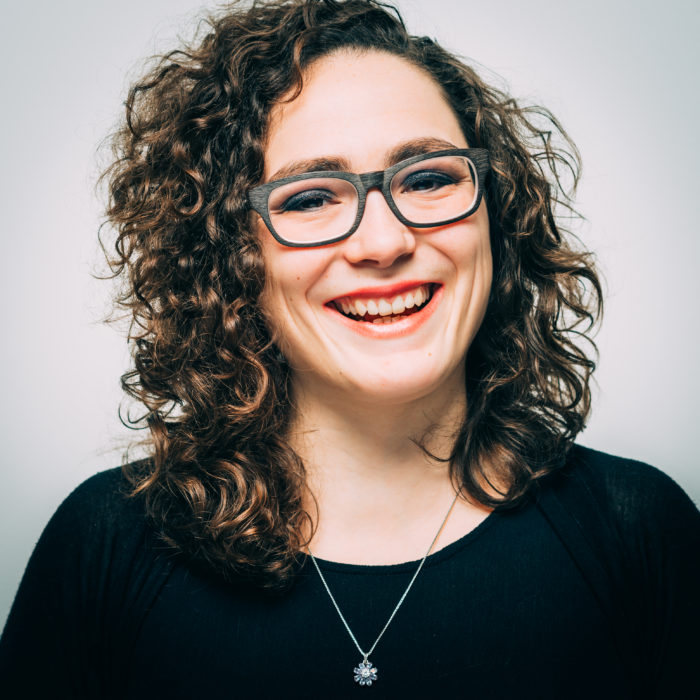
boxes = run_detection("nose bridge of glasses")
[353,169,403,229]
[358,170,387,193]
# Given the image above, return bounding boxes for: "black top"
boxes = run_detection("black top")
[1,445,699,699]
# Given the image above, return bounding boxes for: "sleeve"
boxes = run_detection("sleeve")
[540,447,700,699]
[0,469,172,699]
[622,466,700,699]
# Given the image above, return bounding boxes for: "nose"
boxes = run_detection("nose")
[342,189,416,267]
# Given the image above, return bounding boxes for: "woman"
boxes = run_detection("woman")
[1,0,698,697]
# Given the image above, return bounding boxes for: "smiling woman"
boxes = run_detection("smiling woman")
[1,0,698,698]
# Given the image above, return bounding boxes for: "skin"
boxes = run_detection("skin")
[258,51,494,564]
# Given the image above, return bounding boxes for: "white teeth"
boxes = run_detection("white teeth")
[378,299,393,316]
[391,297,405,314]
[334,284,434,320]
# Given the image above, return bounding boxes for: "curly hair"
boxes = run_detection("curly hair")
[102,0,602,589]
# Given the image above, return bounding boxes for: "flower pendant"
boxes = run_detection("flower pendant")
[353,659,378,686]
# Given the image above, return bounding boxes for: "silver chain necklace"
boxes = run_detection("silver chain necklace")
[307,490,460,687]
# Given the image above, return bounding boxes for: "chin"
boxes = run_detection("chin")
[340,361,464,406]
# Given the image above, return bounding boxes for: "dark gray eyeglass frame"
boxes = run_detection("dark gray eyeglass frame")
[247,148,490,248]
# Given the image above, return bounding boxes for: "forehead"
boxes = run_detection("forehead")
[263,50,467,178]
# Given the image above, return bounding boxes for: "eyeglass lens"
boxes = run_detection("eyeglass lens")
[266,155,478,245]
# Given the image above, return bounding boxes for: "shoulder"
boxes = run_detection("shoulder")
[0,464,172,692]
[552,449,700,696]
[32,463,166,582]
[548,444,700,544]
[562,444,697,509]
[21,462,173,614]
[47,465,148,539]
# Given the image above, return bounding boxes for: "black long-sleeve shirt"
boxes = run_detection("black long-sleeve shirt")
[1,445,699,699]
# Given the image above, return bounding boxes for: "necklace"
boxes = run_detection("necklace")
[307,490,460,687]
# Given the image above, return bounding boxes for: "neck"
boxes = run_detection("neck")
[291,374,466,480]
[288,371,471,561]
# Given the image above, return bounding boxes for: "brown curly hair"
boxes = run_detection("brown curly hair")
[102,0,602,589]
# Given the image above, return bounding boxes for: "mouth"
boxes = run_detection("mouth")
[327,283,439,325]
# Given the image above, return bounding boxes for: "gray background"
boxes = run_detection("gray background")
[1,0,698,628]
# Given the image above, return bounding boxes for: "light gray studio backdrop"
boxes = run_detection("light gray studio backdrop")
[1,0,698,627]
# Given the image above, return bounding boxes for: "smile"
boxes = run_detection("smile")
[331,283,436,324]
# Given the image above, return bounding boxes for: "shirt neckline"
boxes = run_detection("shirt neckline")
[307,507,503,576]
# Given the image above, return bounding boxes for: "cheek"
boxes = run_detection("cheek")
[475,231,493,290]
[258,237,330,339]
[465,209,492,280]
[258,236,296,340]
[438,214,493,339]
[466,220,494,332]
[441,213,492,285]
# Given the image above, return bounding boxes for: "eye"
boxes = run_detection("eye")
[399,169,459,193]
[277,188,337,213]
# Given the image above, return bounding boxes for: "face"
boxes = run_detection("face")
[258,51,492,406]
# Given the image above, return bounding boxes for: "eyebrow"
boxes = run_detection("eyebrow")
[268,157,352,182]
[266,137,460,182]
[383,137,460,167]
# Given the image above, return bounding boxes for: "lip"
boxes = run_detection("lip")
[324,280,436,304]
[323,284,443,338]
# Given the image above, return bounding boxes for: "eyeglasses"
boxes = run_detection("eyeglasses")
[247,148,489,247]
